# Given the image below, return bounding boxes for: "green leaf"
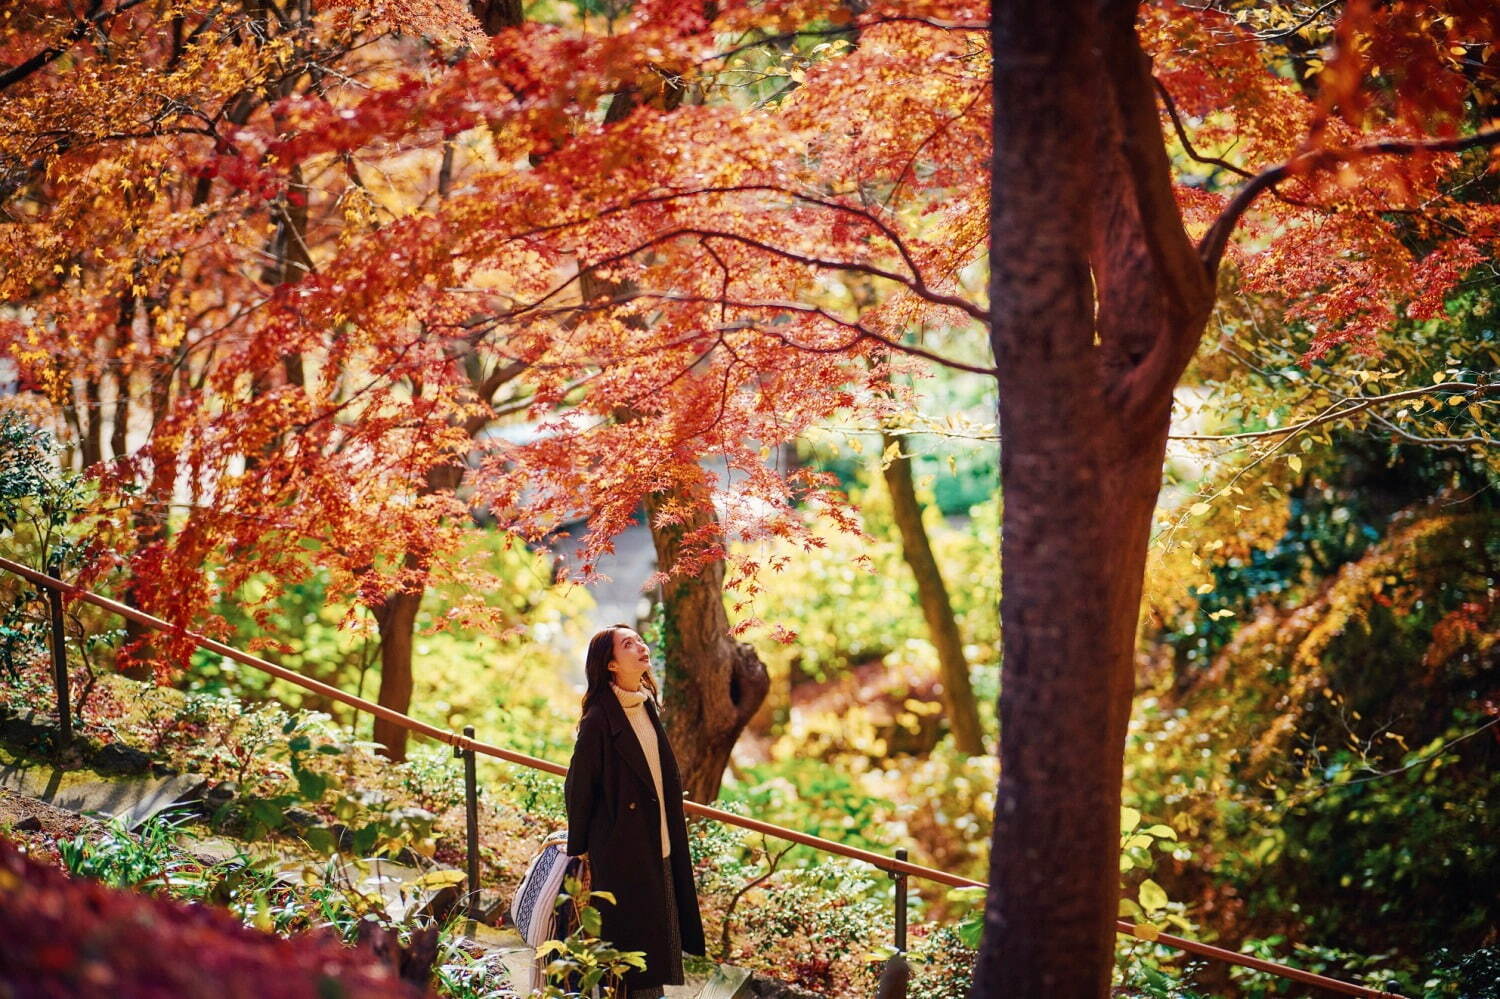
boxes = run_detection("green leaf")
[301,827,335,854]
[581,905,602,936]
[1144,824,1177,840]
[295,769,329,802]
[351,824,378,855]
[1120,806,1141,833]
[956,913,983,949]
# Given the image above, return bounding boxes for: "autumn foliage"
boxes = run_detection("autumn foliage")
[0,0,1491,663]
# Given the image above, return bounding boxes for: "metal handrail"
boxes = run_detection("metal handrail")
[0,555,1399,998]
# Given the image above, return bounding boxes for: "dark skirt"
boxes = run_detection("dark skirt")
[623,852,684,999]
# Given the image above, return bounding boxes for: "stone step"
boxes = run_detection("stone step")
[677,964,752,999]
[449,917,752,999]
[0,755,205,830]
[269,854,466,924]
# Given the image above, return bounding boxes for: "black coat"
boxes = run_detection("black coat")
[564,689,706,988]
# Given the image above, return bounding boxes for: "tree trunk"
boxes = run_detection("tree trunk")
[973,3,1217,996]
[80,377,102,469]
[644,489,770,803]
[880,430,985,755]
[111,285,137,461]
[468,0,522,35]
[372,578,423,761]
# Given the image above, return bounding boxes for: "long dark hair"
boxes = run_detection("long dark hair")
[578,622,661,733]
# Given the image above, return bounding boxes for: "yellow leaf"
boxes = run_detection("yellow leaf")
[1138,878,1169,912]
[1447,395,1465,406]
[1287,455,1302,473]
[1133,922,1162,942]
[1120,806,1141,833]
[1189,502,1211,516]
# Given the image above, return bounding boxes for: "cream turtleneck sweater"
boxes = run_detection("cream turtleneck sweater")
[611,680,671,857]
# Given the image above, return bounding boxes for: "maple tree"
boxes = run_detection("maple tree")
[3,0,1499,996]
[978,3,1497,997]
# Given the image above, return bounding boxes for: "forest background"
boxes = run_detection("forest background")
[1,0,1497,997]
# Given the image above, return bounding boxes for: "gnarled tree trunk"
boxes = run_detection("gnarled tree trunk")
[645,489,770,803]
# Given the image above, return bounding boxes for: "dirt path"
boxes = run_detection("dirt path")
[0,785,106,866]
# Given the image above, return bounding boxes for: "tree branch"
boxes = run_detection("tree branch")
[1169,380,1491,442]
[704,16,986,63]
[1199,128,1500,277]
[1095,9,1218,422]
[482,289,999,377]
[1103,20,1216,319]
[1153,77,1260,183]
[471,224,989,326]
[0,0,152,93]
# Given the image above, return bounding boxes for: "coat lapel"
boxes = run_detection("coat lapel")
[600,686,657,794]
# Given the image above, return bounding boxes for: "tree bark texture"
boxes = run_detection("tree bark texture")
[372,578,422,761]
[880,429,985,755]
[644,489,770,803]
[973,3,1217,997]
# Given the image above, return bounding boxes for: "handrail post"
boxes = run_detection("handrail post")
[876,848,911,999]
[460,725,481,919]
[42,557,72,746]
[894,847,908,952]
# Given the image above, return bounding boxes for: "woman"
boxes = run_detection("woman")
[564,623,707,999]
